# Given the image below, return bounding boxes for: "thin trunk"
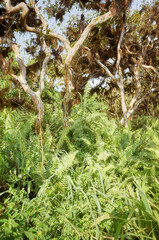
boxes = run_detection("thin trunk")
[62,65,73,128]
[32,93,44,134]
[118,83,128,126]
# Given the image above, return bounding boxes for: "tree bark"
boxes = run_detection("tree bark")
[117,82,128,126]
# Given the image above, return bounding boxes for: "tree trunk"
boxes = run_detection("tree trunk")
[62,65,73,128]
[32,93,44,134]
[118,83,128,126]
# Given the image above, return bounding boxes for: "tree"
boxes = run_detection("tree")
[0,0,133,131]
[66,0,159,124]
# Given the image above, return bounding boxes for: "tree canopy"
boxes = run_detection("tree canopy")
[0,0,158,128]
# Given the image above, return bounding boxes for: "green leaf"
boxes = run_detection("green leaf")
[24,230,36,240]
[134,181,152,215]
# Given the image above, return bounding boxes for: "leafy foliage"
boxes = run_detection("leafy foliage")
[0,89,159,239]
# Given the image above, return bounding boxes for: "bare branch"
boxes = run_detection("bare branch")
[142,64,159,76]
[95,58,115,81]
[29,0,71,52]
[4,0,38,33]
[4,0,51,96]
[38,41,51,94]
[4,0,71,52]
[120,83,156,125]
[66,11,113,65]
[128,66,141,110]
[10,73,20,81]
[120,53,159,124]
[132,83,154,111]
[10,42,45,125]
[79,46,116,82]
[115,26,128,125]
[4,0,114,58]
[29,0,48,30]
[124,44,137,55]
[0,37,47,105]
[30,1,52,94]
[131,57,159,76]
[10,43,36,99]
[116,27,125,71]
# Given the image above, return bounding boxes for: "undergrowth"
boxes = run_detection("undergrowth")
[0,88,159,240]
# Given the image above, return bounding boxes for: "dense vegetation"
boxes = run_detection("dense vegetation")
[0,0,159,239]
[0,85,159,239]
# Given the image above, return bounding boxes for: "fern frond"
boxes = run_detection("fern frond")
[56,151,78,178]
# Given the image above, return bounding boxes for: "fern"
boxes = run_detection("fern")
[81,82,91,118]
[56,151,78,178]
[0,89,159,239]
